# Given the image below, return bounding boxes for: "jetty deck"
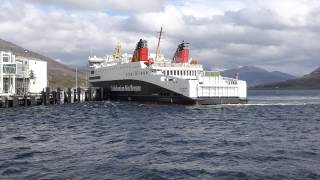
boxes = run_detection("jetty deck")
[0,87,105,108]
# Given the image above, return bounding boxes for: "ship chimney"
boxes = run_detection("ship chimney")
[132,39,148,62]
[173,41,189,63]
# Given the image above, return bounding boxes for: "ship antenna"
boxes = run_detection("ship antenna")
[155,26,163,62]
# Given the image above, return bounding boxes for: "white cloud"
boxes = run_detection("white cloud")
[29,0,165,12]
[0,0,319,75]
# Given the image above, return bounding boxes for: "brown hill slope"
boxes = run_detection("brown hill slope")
[0,38,86,88]
[308,67,320,78]
[253,67,320,89]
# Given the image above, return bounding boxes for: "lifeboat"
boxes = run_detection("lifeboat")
[191,59,198,64]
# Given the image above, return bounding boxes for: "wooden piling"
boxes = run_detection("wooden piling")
[23,95,27,106]
[0,87,105,108]
[30,96,36,106]
[77,88,81,103]
[72,89,76,103]
[57,88,61,104]
[0,97,8,108]
[12,97,19,107]
[88,88,92,101]
[46,87,50,105]
[67,88,72,103]
[41,91,45,105]
[95,88,101,101]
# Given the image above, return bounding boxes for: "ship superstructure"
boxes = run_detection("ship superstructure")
[88,29,247,105]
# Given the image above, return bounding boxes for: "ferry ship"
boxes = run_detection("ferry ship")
[88,28,247,105]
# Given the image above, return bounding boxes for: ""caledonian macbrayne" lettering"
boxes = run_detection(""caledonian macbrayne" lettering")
[110,85,142,92]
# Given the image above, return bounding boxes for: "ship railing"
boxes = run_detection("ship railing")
[152,62,202,68]
[204,71,220,77]
[222,77,239,85]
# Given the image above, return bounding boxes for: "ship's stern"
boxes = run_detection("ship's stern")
[187,75,248,105]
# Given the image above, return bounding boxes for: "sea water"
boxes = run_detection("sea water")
[0,90,319,179]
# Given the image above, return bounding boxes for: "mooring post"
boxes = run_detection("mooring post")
[101,88,104,101]
[63,91,67,104]
[81,89,86,103]
[45,87,50,105]
[67,88,72,103]
[8,99,12,108]
[0,97,6,108]
[54,91,58,104]
[88,88,92,101]
[84,90,88,102]
[12,97,19,107]
[2,97,8,108]
[57,88,61,105]
[51,91,55,104]
[30,96,36,106]
[77,88,81,103]
[41,90,45,105]
[96,88,101,101]
[23,94,27,106]
[73,89,77,103]
[3,97,7,108]
[94,88,98,101]
[60,90,64,104]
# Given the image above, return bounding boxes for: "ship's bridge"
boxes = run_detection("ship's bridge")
[150,62,204,80]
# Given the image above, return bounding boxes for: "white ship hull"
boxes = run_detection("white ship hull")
[89,61,247,105]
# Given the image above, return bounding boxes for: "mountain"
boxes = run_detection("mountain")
[222,66,296,87]
[308,67,320,78]
[253,67,320,89]
[0,38,86,88]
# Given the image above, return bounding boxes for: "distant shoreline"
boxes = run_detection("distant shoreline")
[249,87,320,90]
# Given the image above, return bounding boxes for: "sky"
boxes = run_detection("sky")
[0,0,320,76]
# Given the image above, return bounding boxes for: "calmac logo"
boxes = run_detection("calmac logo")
[110,85,141,92]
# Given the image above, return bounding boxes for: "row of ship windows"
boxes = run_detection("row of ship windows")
[126,71,149,77]
[91,69,199,77]
[93,66,132,74]
[163,70,198,76]
[160,92,182,97]
[227,81,238,85]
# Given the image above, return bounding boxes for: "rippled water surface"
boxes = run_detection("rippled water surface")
[0,90,320,179]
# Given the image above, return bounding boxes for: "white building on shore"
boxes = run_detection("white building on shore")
[0,51,47,96]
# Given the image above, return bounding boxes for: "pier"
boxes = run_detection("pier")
[0,87,105,108]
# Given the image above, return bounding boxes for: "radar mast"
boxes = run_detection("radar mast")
[155,27,163,62]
